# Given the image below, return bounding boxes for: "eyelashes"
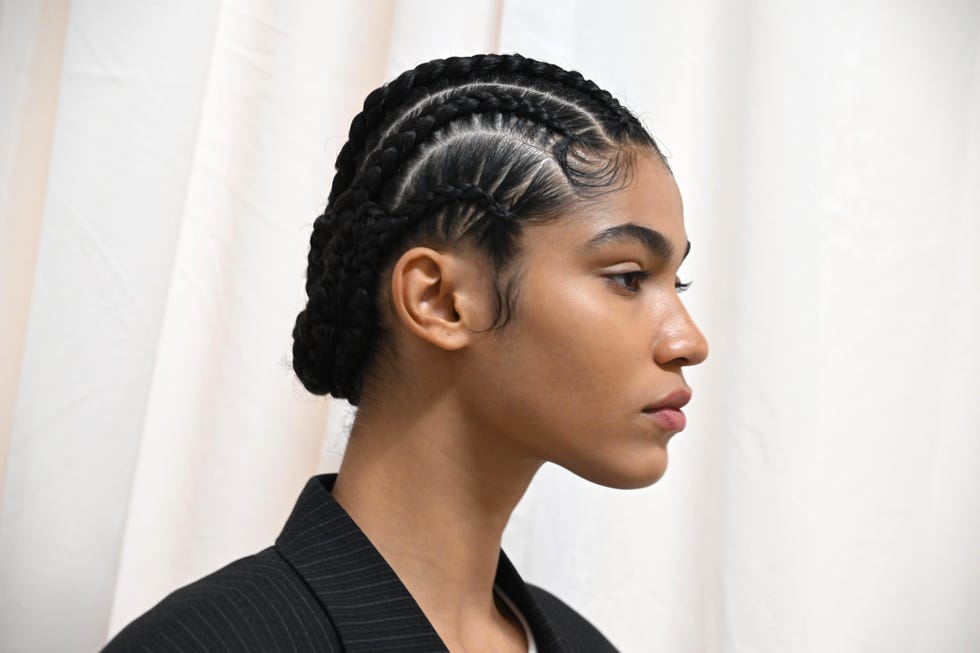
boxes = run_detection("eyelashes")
[606,271,692,294]
[607,271,650,293]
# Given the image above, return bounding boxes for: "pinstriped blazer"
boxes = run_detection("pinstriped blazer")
[103,474,620,652]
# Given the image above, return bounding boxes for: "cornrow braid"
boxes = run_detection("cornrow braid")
[327,53,651,205]
[404,184,517,222]
[307,85,595,303]
[293,53,665,403]
[335,87,581,214]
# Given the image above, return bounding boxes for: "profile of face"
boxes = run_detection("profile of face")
[292,56,705,491]
[448,153,709,489]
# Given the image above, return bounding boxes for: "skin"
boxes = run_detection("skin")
[330,153,708,652]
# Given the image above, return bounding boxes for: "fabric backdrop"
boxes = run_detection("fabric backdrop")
[1,1,978,651]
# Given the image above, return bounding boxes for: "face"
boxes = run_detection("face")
[458,153,709,489]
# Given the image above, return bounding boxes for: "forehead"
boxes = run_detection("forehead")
[525,153,686,255]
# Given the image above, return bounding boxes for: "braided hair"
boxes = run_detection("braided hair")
[292,53,666,404]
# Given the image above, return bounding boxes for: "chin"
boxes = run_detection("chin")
[571,449,670,490]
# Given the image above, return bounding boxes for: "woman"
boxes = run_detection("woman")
[105,53,707,653]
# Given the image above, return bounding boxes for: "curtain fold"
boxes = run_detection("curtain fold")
[1,1,978,651]
[0,0,70,507]
[106,0,401,635]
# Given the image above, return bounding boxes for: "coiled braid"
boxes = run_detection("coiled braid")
[293,53,664,403]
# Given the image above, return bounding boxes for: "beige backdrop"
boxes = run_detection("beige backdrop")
[2,1,979,651]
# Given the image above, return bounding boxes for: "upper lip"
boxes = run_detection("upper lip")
[643,387,692,412]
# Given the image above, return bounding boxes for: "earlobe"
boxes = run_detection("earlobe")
[390,247,477,351]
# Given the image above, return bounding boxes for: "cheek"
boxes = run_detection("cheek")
[506,276,639,410]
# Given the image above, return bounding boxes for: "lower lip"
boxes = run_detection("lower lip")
[644,408,686,432]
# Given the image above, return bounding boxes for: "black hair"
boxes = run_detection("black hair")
[292,53,666,404]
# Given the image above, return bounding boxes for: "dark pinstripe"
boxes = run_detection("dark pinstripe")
[104,474,619,652]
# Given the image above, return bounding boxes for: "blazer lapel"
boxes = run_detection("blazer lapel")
[494,551,571,653]
[276,473,574,653]
[276,474,448,652]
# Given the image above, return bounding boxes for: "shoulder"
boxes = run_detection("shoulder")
[528,585,620,652]
[102,546,341,653]
[526,583,620,652]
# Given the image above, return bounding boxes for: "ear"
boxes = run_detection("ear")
[389,246,489,351]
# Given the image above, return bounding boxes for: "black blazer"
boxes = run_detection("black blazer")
[103,474,620,652]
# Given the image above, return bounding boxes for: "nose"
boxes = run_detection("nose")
[654,300,709,368]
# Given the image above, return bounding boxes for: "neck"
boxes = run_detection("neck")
[329,389,541,644]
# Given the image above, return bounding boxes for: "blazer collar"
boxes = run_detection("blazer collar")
[275,473,570,652]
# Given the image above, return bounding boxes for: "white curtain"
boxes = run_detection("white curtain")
[1,1,978,651]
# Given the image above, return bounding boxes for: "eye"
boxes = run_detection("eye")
[675,278,692,293]
[606,271,651,293]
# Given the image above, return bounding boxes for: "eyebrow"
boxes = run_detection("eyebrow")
[581,223,691,262]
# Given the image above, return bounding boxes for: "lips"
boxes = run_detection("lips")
[642,388,692,432]
[644,388,692,412]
